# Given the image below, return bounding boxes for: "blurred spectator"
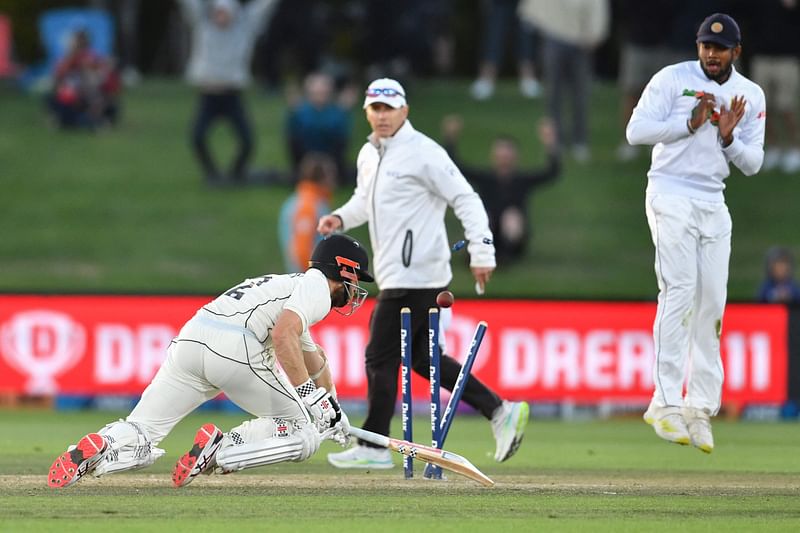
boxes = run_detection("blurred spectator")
[90,0,142,86]
[359,0,451,79]
[614,0,678,162]
[442,115,560,264]
[749,0,800,174]
[757,247,800,304]
[278,152,337,273]
[665,0,737,60]
[518,0,610,163]
[428,1,457,75]
[47,29,121,130]
[0,13,17,79]
[286,72,353,185]
[257,0,329,92]
[470,0,541,101]
[179,0,277,185]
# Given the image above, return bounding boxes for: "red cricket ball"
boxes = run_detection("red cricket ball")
[436,290,454,308]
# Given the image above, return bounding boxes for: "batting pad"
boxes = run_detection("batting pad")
[216,438,304,471]
[93,420,165,477]
[214,417,321,472]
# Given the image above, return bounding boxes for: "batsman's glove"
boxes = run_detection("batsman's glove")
[323,409,351,447]
[296,379,342,433]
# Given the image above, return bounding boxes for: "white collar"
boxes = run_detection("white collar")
[368,120,415,148]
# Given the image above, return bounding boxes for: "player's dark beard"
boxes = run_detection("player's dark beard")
[330,285,349,308]
[701,60,732,84]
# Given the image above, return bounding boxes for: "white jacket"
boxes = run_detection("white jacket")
[334,121,495,290]
[518,0,609,48]
[179,0,277,89]
[627,61,766,201]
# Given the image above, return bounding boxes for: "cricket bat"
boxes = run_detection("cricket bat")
[348,427,495,487]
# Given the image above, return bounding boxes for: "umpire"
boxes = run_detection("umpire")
[318,78,529,469]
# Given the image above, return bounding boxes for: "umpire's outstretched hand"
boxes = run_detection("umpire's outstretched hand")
[317,214,343,235]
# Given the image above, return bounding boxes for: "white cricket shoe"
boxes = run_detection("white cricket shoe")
[327,444,394,469]
[643,405,690,446]
[470,78,494,101]
[48,433,109,488]
[519,77,542,99]
[763,148,782,170]
[172,423,224,487]
[572,144,591,163]
[616,142,639,162]
[683,407,714,454]
[781,148,800,173]
[491,400,529,462]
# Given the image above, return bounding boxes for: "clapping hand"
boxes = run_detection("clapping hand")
[689,91,717,131]
[718,95,746,146]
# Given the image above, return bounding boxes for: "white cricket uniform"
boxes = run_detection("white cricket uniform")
[627,60,765,414]
[333,120,495,290]
[127,270,332,443]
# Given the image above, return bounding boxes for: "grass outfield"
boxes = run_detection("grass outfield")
[1,79,797,299]
[1,410,799,531]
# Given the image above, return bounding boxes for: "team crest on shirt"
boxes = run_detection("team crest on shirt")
[682,89,720,125]
[275,419,289,438]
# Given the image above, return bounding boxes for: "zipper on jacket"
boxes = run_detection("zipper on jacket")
[369,144,384,249]
[401,230,413,267]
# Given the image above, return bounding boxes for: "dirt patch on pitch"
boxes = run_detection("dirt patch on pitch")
[3,471,799,497]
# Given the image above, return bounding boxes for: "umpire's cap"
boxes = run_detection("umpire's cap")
[363,78,407,109]
[696,13,741,49]
[309,234,374,283]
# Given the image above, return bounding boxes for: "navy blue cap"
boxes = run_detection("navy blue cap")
[696,13,741,48]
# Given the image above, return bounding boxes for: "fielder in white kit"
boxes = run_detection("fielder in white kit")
[626,13,765,453]
[48,234,373,488]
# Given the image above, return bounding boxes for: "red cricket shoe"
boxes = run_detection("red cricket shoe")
[172,423,224,488]
[48,433,108,488]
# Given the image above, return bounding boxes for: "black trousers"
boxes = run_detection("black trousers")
[191,91,253,182]
[360,288,502,445]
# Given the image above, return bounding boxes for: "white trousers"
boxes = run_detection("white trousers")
[127,315,309,444]
[645,193,732,415]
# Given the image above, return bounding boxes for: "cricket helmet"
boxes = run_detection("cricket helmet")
[309,234,374,283]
